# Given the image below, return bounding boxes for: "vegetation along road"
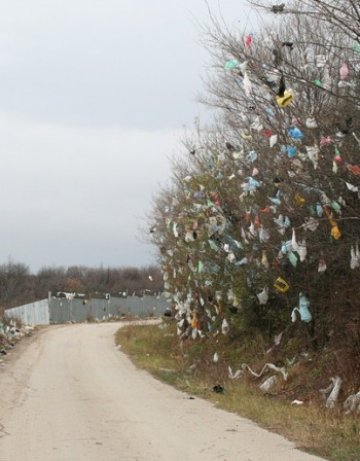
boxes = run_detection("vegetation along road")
[0,323,326,461]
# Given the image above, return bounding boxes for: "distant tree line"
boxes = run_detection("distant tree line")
[0,262,163,313]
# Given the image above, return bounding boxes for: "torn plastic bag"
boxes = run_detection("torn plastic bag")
[276,91,293,107]
[350,244,360,269]
[225,59,240,70]
[288,250,298,267]
[306,118,318,129]
[274,277,289,293]
[270,134,278,147]
[288,127,304,140]
[318,257,327,273]
[339,62,349,80]
[257,287,269,305]
[291,293,312,323]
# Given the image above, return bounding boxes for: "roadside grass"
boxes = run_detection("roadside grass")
[115,321,360,461]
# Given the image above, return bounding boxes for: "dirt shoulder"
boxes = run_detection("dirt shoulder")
[115,321,360,461]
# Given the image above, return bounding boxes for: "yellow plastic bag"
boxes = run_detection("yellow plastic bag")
[276,90,293,107]
[274,277,289,293]
[295,193,306,207]
[331,224,341,240]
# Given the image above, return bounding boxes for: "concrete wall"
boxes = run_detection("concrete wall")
[5,299,50,325]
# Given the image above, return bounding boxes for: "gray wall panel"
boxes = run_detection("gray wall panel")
[5,299,50,325]
[49,295,170,323]
[5,295,170,325]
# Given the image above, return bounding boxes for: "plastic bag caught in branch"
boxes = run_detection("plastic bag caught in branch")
[291,228,299,253]
[331,223,341,240]
[345,182,359,193]
[261,250,269,269]
[173,223,179,238]
[276,74,293,107]
[288,251,298,267]
[350,244,360,269]
[274,277,289,293]
[273,214,290,235]
[291,293,312,323]
[305,118,318,129]
[259,226,270,242]
[339,62,349,80]
[257,287,269,305]
[228,366,243,380]
[318,257,327,273]
[244,34,253,47]
[243,72,253,97]
[320,376,342,409]
[242,362,288,381]
[271,3,285,13]
[221,318,230,335]
[297,240,307,262]
[288,127,304,140]
[270,134,278,147]
[276,91,293,107]
[343,389,360,414]
[259,375,278,392]
[306,145,319,169]
[303,217,319,232]
[225,59,240,70]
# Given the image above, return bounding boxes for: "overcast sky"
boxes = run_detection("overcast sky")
[0,0,254,272]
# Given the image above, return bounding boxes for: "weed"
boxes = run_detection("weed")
[115,322,360,461]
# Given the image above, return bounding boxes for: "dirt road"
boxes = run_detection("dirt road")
[0,323,326,461]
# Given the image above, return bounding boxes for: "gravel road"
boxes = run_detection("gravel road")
[0,322,326,461]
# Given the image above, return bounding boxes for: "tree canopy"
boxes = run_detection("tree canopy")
[149,1,360,369]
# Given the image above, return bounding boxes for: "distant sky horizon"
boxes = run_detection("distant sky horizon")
[0,0,255,272]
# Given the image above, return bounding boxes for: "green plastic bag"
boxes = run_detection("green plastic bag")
[225,59,239,70]
[353,42,360,53]
[288,251,298,267]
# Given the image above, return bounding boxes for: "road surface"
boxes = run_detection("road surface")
[0,323,326,461]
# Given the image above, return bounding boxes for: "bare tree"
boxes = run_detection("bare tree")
[149,0,360,380]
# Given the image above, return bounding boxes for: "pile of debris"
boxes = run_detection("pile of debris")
[0,317,34,365]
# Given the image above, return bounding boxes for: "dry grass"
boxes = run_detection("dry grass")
[115,321,360,461]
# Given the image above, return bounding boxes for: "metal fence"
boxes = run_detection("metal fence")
[5,295,170,325]
[49,295,169,323]
[5,299,50,325]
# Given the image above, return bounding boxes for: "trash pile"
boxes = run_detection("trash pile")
[149,0,360,409]
[0,317,33,364]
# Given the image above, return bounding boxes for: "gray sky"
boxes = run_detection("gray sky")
[0,0,253,272]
